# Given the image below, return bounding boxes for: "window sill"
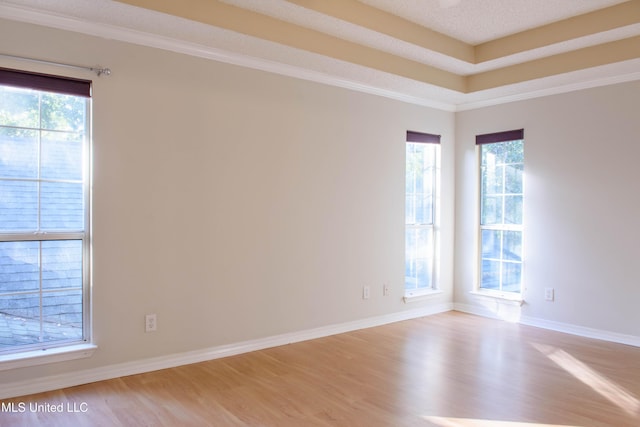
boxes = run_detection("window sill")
[0,343,97,371]
[469,290,524,306]
[403,289,443,303]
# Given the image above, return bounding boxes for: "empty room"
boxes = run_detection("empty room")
[1,0,639,426]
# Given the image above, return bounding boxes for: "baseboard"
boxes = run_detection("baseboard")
[5,301,637,399]
[1,303,452,399]
[453,303,640,348]
[517,315,640,348]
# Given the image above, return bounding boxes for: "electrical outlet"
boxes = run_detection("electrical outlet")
[363,286,370,300]
[383,284,390,296]
[145,313,157,332]
[544,288,554,302]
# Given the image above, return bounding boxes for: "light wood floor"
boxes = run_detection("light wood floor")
[2,312,640,426]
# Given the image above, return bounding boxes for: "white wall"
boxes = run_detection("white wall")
[0,19,455,385]
[455,81,640,337]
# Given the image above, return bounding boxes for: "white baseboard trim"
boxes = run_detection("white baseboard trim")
[1,303,452,400]
[517,316,640,348]
[453,303,640,348]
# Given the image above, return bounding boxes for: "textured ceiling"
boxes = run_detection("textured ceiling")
[359,0,628,43]
[0,0,639,110]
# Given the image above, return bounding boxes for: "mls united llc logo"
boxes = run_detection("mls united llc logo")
[1,401,89,413]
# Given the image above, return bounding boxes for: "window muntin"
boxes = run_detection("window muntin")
[405,132,440,296]
[0,77,90,355]
[478,137,523,294]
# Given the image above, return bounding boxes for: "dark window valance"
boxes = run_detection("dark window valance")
[476,129,523,145]
[0,67,91,97]
[407,130,440,144]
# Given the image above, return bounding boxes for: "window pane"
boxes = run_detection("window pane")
[407,192,434,225]
[481,143,505,165]
[405,229,418,289]
[405,227,433,290]
[0,241,39,293]
[405,146,417,192]
[406,143,434,225]
[42,289,83,341]
[504,140,524,164]
[40,182,84,231]
[0,128,38,179]
[0,81,88,354]
[505,163,523,194]
[0,294,42,348]
[415,192,433,225]
[405,191,414,223]
[503,231,522,261]
[504,195,523,225]
[42,240,82,290]
[0,87,39,129]
[0,180,38,231]
[481,259,500,290]
[481,229,501,259]
[405,140,437,294]
[405,144,417,224]
[482,164,503,195]
[502,262,522,293]
[41,93,86,132]
[479,138,524,294]
[481,195,503,225]
[41,131,83,180]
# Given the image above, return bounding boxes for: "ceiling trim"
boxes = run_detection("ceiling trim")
[457,67,640,111]
[0,2,458,111]
[283,0,474,63]
[475,1,640,62]
[469,36,640,91]
[114,0,466,92]
[1,1,639,112]
[114,0,640,94]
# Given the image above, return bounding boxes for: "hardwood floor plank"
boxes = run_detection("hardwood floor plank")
[2,312,640,426]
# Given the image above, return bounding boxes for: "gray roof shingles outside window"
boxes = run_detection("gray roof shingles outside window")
[1,135,83,349]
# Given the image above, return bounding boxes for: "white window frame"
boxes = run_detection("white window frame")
[0,68,95,368]
[404,131,441,300]
[475,130,524,301]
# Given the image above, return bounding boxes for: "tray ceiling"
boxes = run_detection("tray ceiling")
[1,0,639,110]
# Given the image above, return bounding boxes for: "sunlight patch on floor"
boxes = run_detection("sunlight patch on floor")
[533,343,640,416]
[423,416,581,427]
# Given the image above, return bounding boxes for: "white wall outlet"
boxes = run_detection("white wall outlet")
[145,313,157,332]
[383,284,390,296]
[544,288,554,302]
[363,286,370,300]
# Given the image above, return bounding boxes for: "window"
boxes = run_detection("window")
[0,68,91,357]
[477,129,524,295]
[405,131,440,297]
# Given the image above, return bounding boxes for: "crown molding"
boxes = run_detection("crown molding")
[456,68,640,111]
[0,2,458,111]
[1,2,639,112]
